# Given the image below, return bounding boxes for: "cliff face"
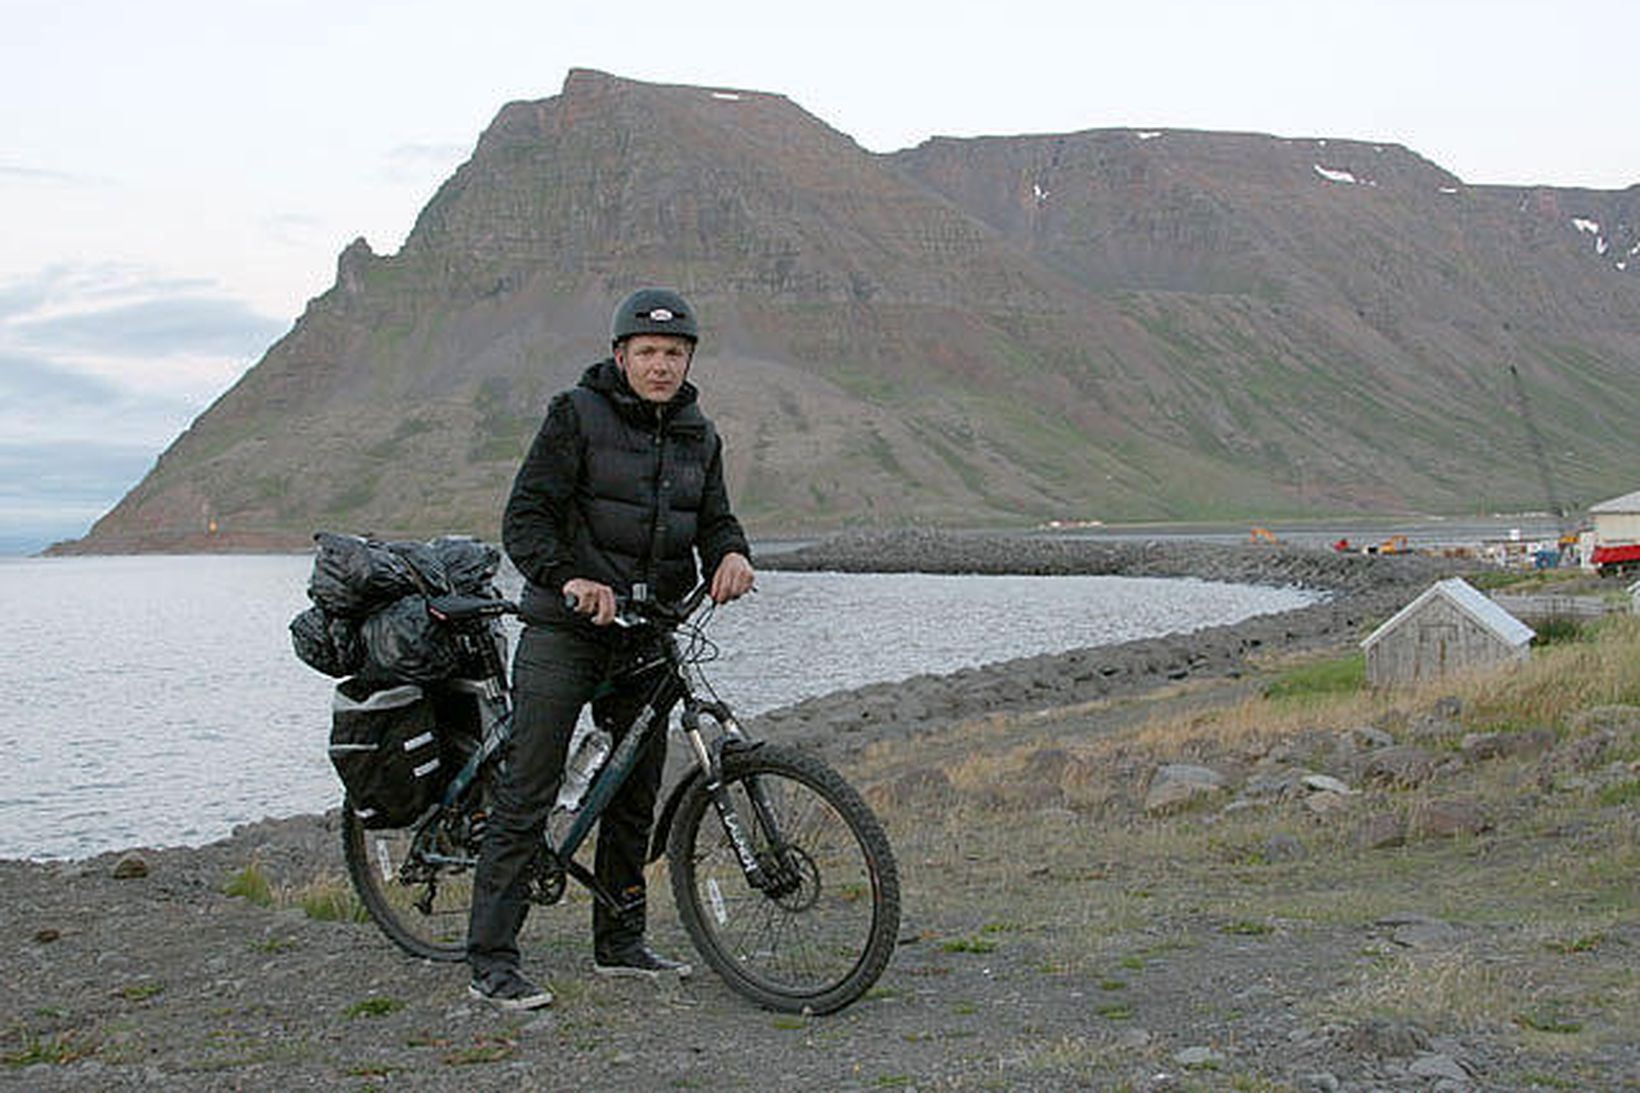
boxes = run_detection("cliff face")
[63,69,1640,551]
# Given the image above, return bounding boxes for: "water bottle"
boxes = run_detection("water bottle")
[558,727,611,811]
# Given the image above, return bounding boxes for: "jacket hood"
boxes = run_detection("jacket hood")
[579,358,700,423]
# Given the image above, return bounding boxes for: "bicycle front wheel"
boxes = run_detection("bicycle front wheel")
[342,800,474,962]
[667,743,900,1014]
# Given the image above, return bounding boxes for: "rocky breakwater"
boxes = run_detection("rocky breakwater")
[750,528,1462,753]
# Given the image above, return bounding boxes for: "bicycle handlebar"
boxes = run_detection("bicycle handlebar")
[561,582,711,628]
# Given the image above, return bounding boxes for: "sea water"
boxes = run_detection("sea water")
[0,556,1318,859]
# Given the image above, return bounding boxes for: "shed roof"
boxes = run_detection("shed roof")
[1590,489,1640,514]
[1361,577,1536,651]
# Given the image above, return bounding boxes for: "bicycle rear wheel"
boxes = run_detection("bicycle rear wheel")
[667,743,900,1014]
[342,799,475,962]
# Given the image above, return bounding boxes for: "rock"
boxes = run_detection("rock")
[1260,832,1308,861]
[1346,724,1396,750]
[1408,714,1462,744]
[111,853,149,880]
[1144,763,1229,814]
[1461,726,1553,761]
[1365,745,1437,788]
[1301,1073,1341,1093]
[1358,812,1407,849]
[1409,1052,1473,1081]
[1431,695,1464,719]
[1495,727,1556,758]
[33,927,61,943]
[1458,732,1504,761]
[1380,913,1460,948]
[1342,1016,1432,1056]
[1172,1045,1226,1068]
[1242,771,1305,799]
[1301,773,1355,795]
[1303,790,1352,816]
[1021,747,1073,782]
[1552,731,1613,771]
[1411,797,1490,839]
[1567,704,1640,740]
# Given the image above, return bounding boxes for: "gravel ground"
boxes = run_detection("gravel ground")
[10,532,1631,1092]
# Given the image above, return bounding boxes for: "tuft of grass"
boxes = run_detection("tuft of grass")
[1094,1002,1135,1020]
[222,860,274,906]
[940,937,998,954]
[294,878,369,923]
[1543,932,1605,954]
[442,1036,517,1066]
[224,864,368,922]
[2,1033,92,1067]
[1596,780,1640,807]
[1220,920,1275,937]
[1515,1007,1584,1034]
[118,982,165,1002]
[253,935,298,954]
[1262,652,1365,703]
[1532,618,1590,646]
[345,997,406,1019]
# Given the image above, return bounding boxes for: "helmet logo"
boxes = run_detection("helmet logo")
[646,307,676,322]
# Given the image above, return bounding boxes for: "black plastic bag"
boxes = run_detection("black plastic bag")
[384,540,452,597]
[359,594,461,682]
[308,532,418,617]
[329,679,443,828]
[289,605,365,678]
[431,535,502,594]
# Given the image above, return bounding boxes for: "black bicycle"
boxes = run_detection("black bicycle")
[341,585,901,1015]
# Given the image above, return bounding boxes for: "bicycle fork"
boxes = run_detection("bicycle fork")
[679,704,804,900]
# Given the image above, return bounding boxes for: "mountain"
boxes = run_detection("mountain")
[59,69,1640,552]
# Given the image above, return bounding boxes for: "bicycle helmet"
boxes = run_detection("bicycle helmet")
[611,288,698,347]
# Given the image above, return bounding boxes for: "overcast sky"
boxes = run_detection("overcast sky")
[2,0,1634,552]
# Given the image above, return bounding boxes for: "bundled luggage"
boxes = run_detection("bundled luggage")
[290,531,504,827]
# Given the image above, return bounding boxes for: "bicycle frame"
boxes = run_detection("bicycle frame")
[421,591,787,918]
[346,584,901,1013]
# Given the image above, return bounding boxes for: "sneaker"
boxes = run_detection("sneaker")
[468,968,553,1010]
[593,943,694,981]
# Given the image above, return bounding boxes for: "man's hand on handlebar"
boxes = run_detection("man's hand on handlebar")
[710,551,755,605]
[562,578,618,626]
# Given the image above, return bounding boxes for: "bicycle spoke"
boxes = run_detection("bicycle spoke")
[670,745,899,1012]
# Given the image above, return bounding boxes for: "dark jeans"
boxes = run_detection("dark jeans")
[466,623,670,977]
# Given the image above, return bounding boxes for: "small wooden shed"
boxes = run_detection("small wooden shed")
[1361,578,1535,687]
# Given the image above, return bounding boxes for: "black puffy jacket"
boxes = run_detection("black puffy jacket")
[503,358,750,626]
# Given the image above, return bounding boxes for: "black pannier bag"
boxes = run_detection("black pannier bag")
[329,678,444,828]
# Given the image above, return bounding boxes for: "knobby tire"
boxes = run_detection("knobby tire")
[342,799,473,962]
[667,744,901,1014]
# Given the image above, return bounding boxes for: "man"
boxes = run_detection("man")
[467,288,755,1010]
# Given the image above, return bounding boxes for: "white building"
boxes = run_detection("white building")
[1589,489,1640,575]
[1361,578,1534,687]
[1590,489,1640,542]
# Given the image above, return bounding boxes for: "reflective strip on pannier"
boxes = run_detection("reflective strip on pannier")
[328,679,445,828]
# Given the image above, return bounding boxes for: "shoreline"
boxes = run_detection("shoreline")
[11,531,1460,866]
[748,529,1459,756]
